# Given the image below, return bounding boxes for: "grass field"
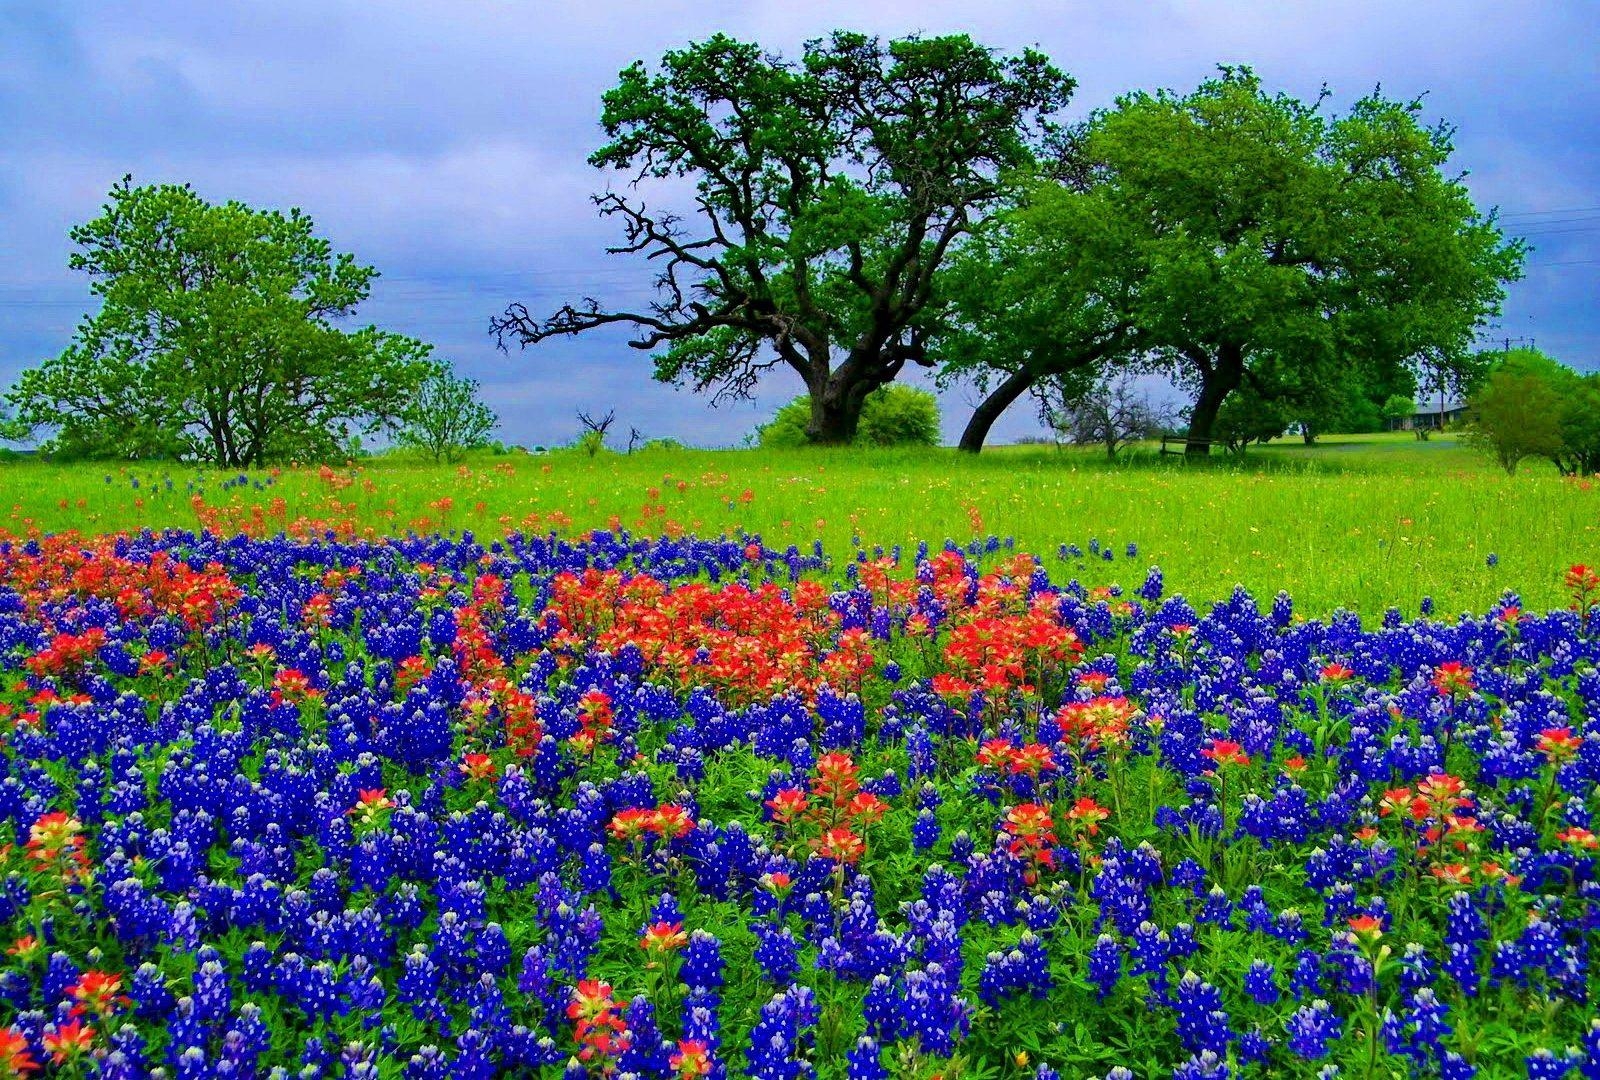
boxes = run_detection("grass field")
[2,431,1594,616]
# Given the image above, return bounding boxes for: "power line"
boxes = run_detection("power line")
[1496,204,1600,219]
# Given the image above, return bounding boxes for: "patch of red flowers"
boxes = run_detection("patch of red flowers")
[0,535,240,630]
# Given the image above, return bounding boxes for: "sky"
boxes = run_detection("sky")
[1,1,1596,448]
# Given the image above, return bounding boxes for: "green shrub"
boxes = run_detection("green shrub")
[856,384,941,446]
[757,385,941,448]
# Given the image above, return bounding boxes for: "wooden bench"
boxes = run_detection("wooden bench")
[1159,435,1215,455]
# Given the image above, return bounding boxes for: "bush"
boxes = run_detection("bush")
[1212,390,1289,454]
[856,384,941,446]
[757,385,941,448]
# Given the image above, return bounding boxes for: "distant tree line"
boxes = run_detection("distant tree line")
[3,32,1528,464]
[494,34,1523,454]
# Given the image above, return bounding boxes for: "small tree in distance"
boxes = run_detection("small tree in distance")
[576,409,616,457]
[1040,374,1171,458]
[1466,368,1564,473]
[1382,394,1417,435]
[395,365,498,463]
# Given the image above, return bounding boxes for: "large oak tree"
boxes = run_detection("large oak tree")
[491,32,1074,443]
[945,68,1523,453]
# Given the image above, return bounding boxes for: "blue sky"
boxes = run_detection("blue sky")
[2,1,1596,448]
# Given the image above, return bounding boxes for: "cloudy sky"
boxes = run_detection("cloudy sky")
[2,1,1595,447]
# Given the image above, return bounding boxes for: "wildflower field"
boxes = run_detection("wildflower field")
[0,440,1598,1078]
[2,434,1597,615]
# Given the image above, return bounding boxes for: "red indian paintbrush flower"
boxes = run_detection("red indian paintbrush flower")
[1537,727,1581,762]
[40,1020,93,1066]
[816,826,865,864]
[1065,797,1111,836]
[607,808,656,843]
[1556,826,1598,849]
[641,922,689,953]
[1431,661,1474,696]
[764,788,809,825]
[671,1039,713,1079]
[459,753,497,781]
[1003,803,1056,844]
[1347,914,1384,941]
[66,971,129,1019]
[650,804,696,839]
[0,1027,37,1077]
[1201,738,1250,768]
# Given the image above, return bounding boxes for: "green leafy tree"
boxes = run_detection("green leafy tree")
[396,365,499,463]
[758,384,940,448]
[1465,357,1566,473]
[937,184,1144,452]
[6,177,432,466]
[1383,393,1418,432]
[0,404,28,445]
[492,32,1073,444]
[947,68,1522,454]
[1471,348,1600,475]
[1212,387,1291,454]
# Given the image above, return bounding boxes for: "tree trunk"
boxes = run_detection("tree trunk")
[805,382,866,445]
[958,367,1036,453]
[1184,343,1244,456]
[1184,382,1226,456]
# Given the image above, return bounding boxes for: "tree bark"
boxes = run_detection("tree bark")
[1184,342,1245,455]
[958,367,1037,453]
[806,382,866,444]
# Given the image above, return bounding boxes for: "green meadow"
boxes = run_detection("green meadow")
[2,431,1594,617]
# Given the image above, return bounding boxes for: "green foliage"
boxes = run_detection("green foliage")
[964,67,1523,453]
[1382,394,1418,427]
[936,182,1143,451]
[1212,389,1291,453]
[0,403,26,445]
[1466,364,1566,474]
[757,398,814,449]
[758,385,941,448]
[1467,349,1600,475]
[494,31,1073,442]
[6,177,432,466]
[395,364,499,463]
[855,384,941,447]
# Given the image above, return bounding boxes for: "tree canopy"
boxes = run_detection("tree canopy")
[491,31,1074,443]
[396,364,500,463]
[942,67,1523,452]
[1468,348,1600,475]
[7,177,433,465]
[936,181,1144,452]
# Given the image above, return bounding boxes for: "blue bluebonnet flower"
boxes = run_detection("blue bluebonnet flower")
[1285,1000,1342,1060]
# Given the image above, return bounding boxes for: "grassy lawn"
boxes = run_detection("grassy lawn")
[2,431,1593,616]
